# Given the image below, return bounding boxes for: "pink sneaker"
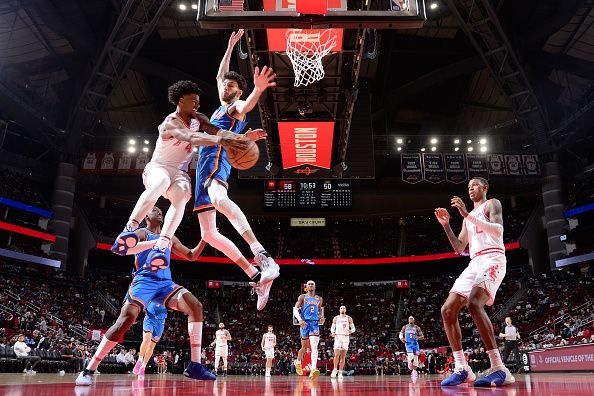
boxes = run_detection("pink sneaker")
[137,365,145,376]
[133,360,143,375]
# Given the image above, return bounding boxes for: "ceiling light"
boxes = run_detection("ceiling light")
[191,3,198,9]
[430,138,438,144]
[179,3,187,11]
[467,147,473,152]
[454,147,459,152]
[480,146,487,153]
[144,140,149,145]
[454,139,460,144]
[142,147,149,153]
[397,146,402,151]
[479,138,487,145]
[128,146,136,153]
[396,138,403,144]
[420,147,426,152]
[430,2,438,10]
[129,139,136,145]
[467,139,472,144]
[431,146,437,152]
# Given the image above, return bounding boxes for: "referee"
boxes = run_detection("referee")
[499,316,521,369]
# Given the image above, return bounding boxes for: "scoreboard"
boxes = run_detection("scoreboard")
[264,180,352,211]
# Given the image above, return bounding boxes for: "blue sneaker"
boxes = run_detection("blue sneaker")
[143,247,169,272]
[473,366,515,387]
[184,362,216,380]
[441,366,476,386]
[111,230,139,256]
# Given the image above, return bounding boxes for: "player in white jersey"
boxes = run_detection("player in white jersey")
[211,322,232,376]
[110,80,249,271]
[330,305,355,379]
[261,325,276,377]
[435,177,515,387]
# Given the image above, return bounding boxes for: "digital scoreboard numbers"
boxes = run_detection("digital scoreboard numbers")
[264,180,352,211]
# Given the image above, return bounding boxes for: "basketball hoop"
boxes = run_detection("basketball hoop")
[285,29,338,87]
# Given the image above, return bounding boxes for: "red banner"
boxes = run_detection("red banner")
[528,344,594,372]
[395,280,410,289]
[207,280,221,289]
[278,122,334,170]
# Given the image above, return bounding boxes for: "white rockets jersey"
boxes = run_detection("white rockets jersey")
[215,329,228,347]
[264,333,276,349]
[335,315,351,336]
[151,112,200,171]
[465,200,505,258]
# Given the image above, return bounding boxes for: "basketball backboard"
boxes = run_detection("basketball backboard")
[197,0,426,30]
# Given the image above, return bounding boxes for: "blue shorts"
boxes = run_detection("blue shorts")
[300,320,320,339]
[143,316,166,342]
[193,150,231,214]
[406,343,420,354]
[125,276,182,310]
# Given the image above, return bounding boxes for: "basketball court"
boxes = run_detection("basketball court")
[1,373,592,395]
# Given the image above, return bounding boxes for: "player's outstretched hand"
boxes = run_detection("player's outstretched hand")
[450,196,469,218]
[434,207,450,226]
[228,29,244,48]
[319,317,326,325]
[299,320,307,328]
[245,128,267,141]
[220,136,249,150]
[254,66,277,92]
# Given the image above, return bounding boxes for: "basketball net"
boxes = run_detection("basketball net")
[285,29,338,87]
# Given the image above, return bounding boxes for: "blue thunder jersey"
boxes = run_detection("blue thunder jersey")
[198,103,249,160]
[301,294,321,322]
[405,325,419,344]
[133,230,172,280]
[146,300,168,320]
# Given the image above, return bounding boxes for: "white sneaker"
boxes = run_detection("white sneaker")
[75,371,93,386]
[255,254,280,284]
[337,371,343,379]
[265,371,271,377]
[28,369,37,375]
[23,369,28,374]
[331,369,338,378]
[250,281,273,311]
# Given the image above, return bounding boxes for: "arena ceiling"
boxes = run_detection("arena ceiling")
[0,0,592,174]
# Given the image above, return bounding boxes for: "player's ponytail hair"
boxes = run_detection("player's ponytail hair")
[168,80,203,105]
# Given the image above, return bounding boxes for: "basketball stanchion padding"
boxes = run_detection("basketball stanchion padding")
[296,0,328,15]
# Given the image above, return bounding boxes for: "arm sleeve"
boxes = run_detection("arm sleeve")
[465,212,503,238]
[350,323,356,333]
[293,307,303,322]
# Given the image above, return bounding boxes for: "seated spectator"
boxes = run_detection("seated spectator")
[125,348,137,368]
[62,341,84,372]
[13,334,41,375]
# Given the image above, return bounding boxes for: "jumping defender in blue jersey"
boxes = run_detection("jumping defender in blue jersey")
[293,280,325,378]
[76,207,214,385]
[193,29,280,311]
[399,316,424,382]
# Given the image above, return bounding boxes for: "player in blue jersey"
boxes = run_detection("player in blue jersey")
[76,207,214,385]
[293,280,325,378]
[133,300,170,377]
[399,316,424,382]
[192,29,280,311]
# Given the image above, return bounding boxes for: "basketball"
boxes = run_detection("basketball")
[227,138,259,170]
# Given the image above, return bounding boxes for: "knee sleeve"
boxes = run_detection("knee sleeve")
[208,180,251,235]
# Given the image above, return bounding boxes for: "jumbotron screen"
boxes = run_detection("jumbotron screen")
[264,180,352,211]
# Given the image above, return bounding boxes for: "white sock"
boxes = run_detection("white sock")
[125,219,140,232]
[487,349,504,368]
[244,265,260,279]
[141,360,147,368]
[87,337,117,371]
[188,321,203,363]
[250,241,266,256]
[452,350,466,369]
[154,236,171,251]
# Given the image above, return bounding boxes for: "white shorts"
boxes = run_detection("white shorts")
[142,162,191,201]
[215,345,229,358]
[265,348,275,359]
[450,252,506,306]
[333,335,350,351]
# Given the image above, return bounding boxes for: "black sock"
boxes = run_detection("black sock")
[251,271,262,283]
[259,250,271,258]
[83,369,94,376]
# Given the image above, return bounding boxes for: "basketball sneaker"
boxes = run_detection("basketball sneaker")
[255,254,280,284]
[75,371,94,386]
[331,369,338,378]
[473,366,515,387]
[183,362,216,381]
[411,369,418,383]
[111,226,139,256]
[294,360,303,376]
[441,366,476,386]
[144,247,169,271]
[133,360,143,375]
[309,369,320,378]
[337,371,343,379]
[249,281,272,311]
